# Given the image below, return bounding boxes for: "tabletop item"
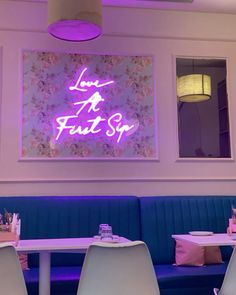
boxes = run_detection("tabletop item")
[228,218,236,235]
[101,225,113,241]
[189,231,213,236]
[231,205,236,219]
[0,210,21,245]
[98,224,113,241]
[228,206,236,235]
[98,224,109,236]
[93,235,120,243]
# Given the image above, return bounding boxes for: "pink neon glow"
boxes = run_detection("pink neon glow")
[73,91,104,115]
[55,67,138,143]
[69,67,114,92]
[106,113,134,143]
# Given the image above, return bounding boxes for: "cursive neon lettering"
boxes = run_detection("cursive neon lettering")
[106,113,135,143]
[69,67,114,92]
[55,113,135,143]
[55,115,78,140]
[55,67,138,143]
[69,116,105,136]
[73,92,104,115]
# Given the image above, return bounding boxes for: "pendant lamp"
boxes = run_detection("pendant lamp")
[48,0,102,42]
[177,74,211,102]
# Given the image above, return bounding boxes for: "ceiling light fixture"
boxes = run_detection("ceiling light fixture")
[48,0,102,42]
[177,74,211,102]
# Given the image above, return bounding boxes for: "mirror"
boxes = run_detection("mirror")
[176,57,230,158]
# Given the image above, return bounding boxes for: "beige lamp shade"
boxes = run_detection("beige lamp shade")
[177,74,211,102]
[48,0,102,42]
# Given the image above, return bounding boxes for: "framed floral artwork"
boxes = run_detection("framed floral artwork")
[21,50,157,159]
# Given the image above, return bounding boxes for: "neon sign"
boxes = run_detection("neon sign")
[55,67,138,143]
[69,67,114,92]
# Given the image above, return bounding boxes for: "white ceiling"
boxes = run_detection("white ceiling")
[102,0,236,14]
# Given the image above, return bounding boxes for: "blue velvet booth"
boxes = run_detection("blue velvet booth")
[139,196,235,295]
[0,196,140,295]
[0,195,235,295]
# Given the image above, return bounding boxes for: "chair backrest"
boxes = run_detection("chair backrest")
[77,240,160,295]
[218,245,236,295]
[0,244,28,295]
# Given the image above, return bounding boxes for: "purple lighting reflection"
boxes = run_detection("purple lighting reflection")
[48,20,102,42]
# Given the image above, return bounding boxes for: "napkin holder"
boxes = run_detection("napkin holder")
[0,220,20,245]
[0,231,17,242]
[0,225,17,241]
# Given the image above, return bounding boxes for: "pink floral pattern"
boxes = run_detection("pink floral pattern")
[22,51,156,159]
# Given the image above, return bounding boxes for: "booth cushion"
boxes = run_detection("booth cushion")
[155,263,228,295]
[175,240,223,266]
[24,266,82,295]
[204,246,223,265]
[175,239,205,266]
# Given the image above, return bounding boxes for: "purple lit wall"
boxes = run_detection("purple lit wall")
[22,51,156,159]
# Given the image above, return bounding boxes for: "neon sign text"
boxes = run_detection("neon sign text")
[73,91,104,115]
[69,67,114,92]
[55,68,138,143]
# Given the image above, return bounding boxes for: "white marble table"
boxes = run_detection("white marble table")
[15,236,130,295]
[172,233,236,247]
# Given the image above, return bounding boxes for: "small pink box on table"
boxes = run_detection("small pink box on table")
[228,218,236,235]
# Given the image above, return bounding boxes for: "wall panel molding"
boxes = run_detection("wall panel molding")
[1,177,236,183]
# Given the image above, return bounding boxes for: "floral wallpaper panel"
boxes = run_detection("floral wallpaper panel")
[22,50,156,159]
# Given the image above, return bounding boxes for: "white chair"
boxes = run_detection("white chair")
[0,244,28,295]
[77,240,160,295]
[213,246,236,295]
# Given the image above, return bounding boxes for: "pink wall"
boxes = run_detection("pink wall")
[0,1,236,196]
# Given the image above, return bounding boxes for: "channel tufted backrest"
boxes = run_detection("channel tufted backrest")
[139,196,236,265]
[0,196,141,267]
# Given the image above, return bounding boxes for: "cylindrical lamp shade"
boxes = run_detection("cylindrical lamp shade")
[177,74,211,102]
[48,0,102,42]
